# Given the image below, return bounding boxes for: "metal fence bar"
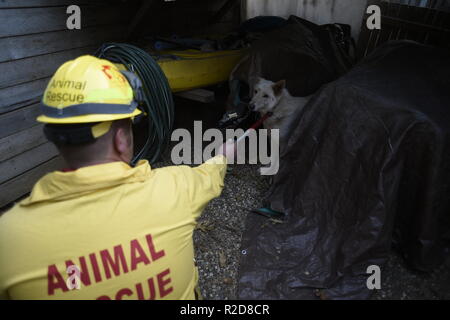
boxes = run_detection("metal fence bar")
[358,0,449,58]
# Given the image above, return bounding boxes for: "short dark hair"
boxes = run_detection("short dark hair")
[44,122,100,147]
[51,119,132,167]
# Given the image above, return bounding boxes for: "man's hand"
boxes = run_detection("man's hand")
[217,139,236,163]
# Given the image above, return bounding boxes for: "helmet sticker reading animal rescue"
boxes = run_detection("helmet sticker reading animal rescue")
[45,79,87,104]
[45,63,127,105]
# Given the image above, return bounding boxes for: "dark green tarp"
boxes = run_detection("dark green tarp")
[238,41,450,299]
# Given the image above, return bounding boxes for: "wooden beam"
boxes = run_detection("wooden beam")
[0,25,126,63]
[0,78,48,115]
[209,0,240,25]
[0,124,46,162]
[176,89,215,103]
[0,46,97,90]
[0,103,41,139]
[0,4,132,38]
[0,142,59,184]
[126,0,158,40]
[0,0,106,8]
[0,157,65,208]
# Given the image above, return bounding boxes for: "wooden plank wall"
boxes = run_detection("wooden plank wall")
[358,0,450,58]
[0,0,241,209]
[0,0,137,208]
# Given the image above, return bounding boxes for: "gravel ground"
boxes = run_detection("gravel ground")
[372,251,450,300]
[156,150,450,300]
[193,164,270,300]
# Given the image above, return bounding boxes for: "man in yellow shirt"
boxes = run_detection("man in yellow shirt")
[0,56,232,300]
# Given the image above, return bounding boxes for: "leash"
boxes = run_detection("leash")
[236,112,273,144]
[237,111,286,220]
[228,111,286,220]
[225,112,272,174]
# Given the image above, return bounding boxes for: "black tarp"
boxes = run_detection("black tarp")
[238,41,450,300]
[230,15,353,99]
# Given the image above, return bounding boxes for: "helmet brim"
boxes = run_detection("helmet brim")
[37,108,142,124]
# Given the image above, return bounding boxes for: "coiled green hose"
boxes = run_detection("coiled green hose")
[95,43,174,165]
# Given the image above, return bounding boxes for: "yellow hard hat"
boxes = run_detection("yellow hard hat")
[38,55,142,124]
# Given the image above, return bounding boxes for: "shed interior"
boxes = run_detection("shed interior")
[1,0,449,208]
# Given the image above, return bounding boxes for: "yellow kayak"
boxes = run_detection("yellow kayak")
[157,49,247,92]
[116,48,247,93]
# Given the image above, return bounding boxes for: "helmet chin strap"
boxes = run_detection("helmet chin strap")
[91,121,113,139]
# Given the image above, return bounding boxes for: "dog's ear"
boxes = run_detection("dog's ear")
[272,80,286,96]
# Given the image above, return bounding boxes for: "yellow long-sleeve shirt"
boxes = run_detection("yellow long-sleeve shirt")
[0,156,227,300]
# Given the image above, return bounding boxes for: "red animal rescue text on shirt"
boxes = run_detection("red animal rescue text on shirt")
[47,234,174,299]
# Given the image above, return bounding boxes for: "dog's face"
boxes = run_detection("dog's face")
[250,78,286,114]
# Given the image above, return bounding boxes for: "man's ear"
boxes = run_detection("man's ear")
[110,119,133,163]
[114,127,128,155]
[272,80,286,96]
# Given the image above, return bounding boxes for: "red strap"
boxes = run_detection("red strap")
[249,112,273,130]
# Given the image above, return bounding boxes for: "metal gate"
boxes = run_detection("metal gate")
[358,0,450,57]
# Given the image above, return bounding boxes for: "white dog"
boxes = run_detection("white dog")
[250,78,311,175]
